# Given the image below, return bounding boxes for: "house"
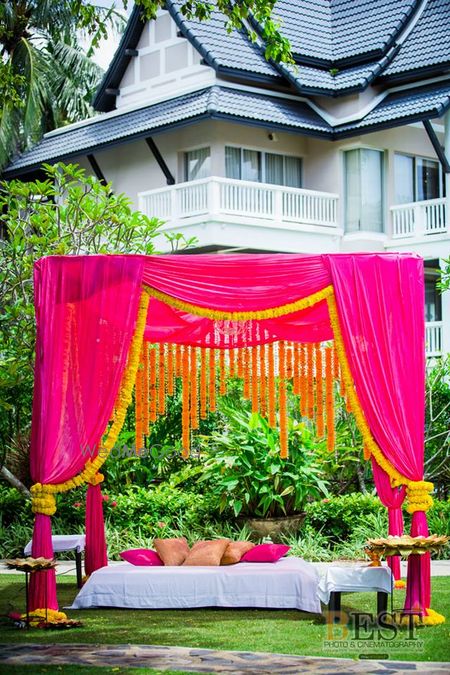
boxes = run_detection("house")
[4,0,450,357]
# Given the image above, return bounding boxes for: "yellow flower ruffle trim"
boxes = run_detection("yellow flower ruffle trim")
[31,287,151,514]
[22,608,68,626]
[394,580,406,589]
[147,284,334,320]
[390,608,445,626]
[326,293,433,512]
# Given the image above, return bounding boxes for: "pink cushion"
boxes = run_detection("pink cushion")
[240,543,291,563]
[120,548,164,566]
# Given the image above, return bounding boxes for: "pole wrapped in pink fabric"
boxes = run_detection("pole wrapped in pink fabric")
[85,483,108,576]
[30,255,144,611]
[326,254,431,618]
[371,458,406,581]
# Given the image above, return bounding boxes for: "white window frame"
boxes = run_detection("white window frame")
[183,146,211,182]
[224,143,303,187]
[341,145,386,234]
[394,152,444,203]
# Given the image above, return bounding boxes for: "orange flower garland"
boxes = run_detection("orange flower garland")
[315,344,324,438]
[167,343,174,396]
[251,347,259,413]
[190,346,199,430]
[181,346,190,457]
[200,347,208,419]
[293,343,301,396]
[267,342,276,428]
[229,348,236,378]
[134,348,144,452]
[148,346,157,423]
[237,348,244,378]
[142,343,149,436]
[243,347,251,400]
[259,343,267,417]
[278,341,288,458]
[209,348,216,413]
[306,342,315,421]
[299,343,307,418]
[285,342,293,379]
[157,344,166,415]
[325,346,335,452]
[219,349,227,396]
[175,344,182,377]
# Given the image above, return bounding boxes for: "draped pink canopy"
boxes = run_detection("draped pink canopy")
[29,252,435,622]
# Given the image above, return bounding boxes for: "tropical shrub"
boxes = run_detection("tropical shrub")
[304,492,384,543]
[200,406,328,518]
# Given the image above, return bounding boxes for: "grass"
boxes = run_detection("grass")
[0,574,449,667]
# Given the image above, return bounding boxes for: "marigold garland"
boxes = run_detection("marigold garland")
[251,347,259,413]
[243,348,251,400]
[315,344,324,438]
[167,343,174,396]
[278,341,288,459]
[181,345,190,457]
[190,346,199,430]
[157,344,166,415]
[142,343,149,435]
[237,348,244,378]
[209,348,216,413]
[267,342,276,428]
[293,343,301,396]
[134,348,144,452]
[200,347,208,419]
[306,342,315,421]
[175,344,182,377]
[285,343,293,380]
[219,349,227,396]
[148,346,157,423]
[259,343,267,417]
[299,343,307,418]
[325,346,335,453]
[229,348,236,378]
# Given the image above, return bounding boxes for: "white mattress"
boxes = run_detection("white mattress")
[69,557,321,614]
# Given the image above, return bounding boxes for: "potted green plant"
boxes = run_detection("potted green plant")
[200,407,329,540]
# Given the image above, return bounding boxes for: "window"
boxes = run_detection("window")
[344,148,384,233]
[184,147,211,181]
[394,154,444,204]
[225,146,302,187]
[425,269,442,322]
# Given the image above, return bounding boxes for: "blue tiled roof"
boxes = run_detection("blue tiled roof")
[381,0,450,80]
[335,81,450,135]
[3,87,331,177]
[93,1,450,109]
[6,82,450,177]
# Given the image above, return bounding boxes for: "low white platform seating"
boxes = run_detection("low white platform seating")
[69,557,321,614]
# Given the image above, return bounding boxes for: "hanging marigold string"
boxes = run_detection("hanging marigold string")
[325,346,335,452]
[229,348,236,379]
[175,344,182,377]
[190,346,199,430]
[306,342,315,421]
[259,343,267,417]
[251,347,259,413]
[285,342,293,380]
[237,347,244,378]
[267,342,276,428]
[200,347,208,420]
[299,343,307,418]
[315,344,325,438]
[142,342,149,436]
[181,346,190,457]
[158,344,166,415]
[293,342,301,396]
[148,346,157,424]
[278,341,288,458]
[243,347,251,400]
[209,348,216,413]
[135,346,144,452]
[167,343,175,397]
[219,349,227,396]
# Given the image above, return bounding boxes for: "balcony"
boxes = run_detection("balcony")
[138,177,339,243]
[390,198,448,240]
[426,321,443,358]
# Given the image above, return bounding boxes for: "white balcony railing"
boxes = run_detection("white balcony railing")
[426,321,443,357]
[139,177,339,229]
[390,197,448,239]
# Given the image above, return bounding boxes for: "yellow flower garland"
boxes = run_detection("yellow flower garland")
[326,293,433,511]
[31,288,151,514]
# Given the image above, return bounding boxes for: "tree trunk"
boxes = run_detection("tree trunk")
[356,462,367,495]
[0,465,31,498]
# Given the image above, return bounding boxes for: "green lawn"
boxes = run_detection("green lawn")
[0,575,449,667]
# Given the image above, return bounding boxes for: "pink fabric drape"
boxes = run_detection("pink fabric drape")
[371,458,406,580]
[327,254,429,616]
[29,252,429,618]
[85,484,108,576]
[30,255,144,610]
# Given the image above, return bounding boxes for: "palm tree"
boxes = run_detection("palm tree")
[0,1,124,169]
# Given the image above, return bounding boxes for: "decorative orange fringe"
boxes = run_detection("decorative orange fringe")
[181,346,190,457]
[190,347,198,430]
[325,346,335,452]
[278,341,288,458]
[135,348,144,452]
[237,348,244,378]
[251,347,259,413]
[315,344,324,438]
[229,348,236,378]
[363,444,371,460]
[299,343,307,418]
[200,347,208,420]
[148,347,157,423]
[285,342,293,380]
[157,344,166,415]
[243,348,251,400]
[167,343,174,397]
[219,349,227,396]
[209,348,216,413]
[267,342,276,428]
[293,343,301,396]
[306,343,315,420]
[259,343,267,417]
[142,343,149,436]
[175,344,182,378]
